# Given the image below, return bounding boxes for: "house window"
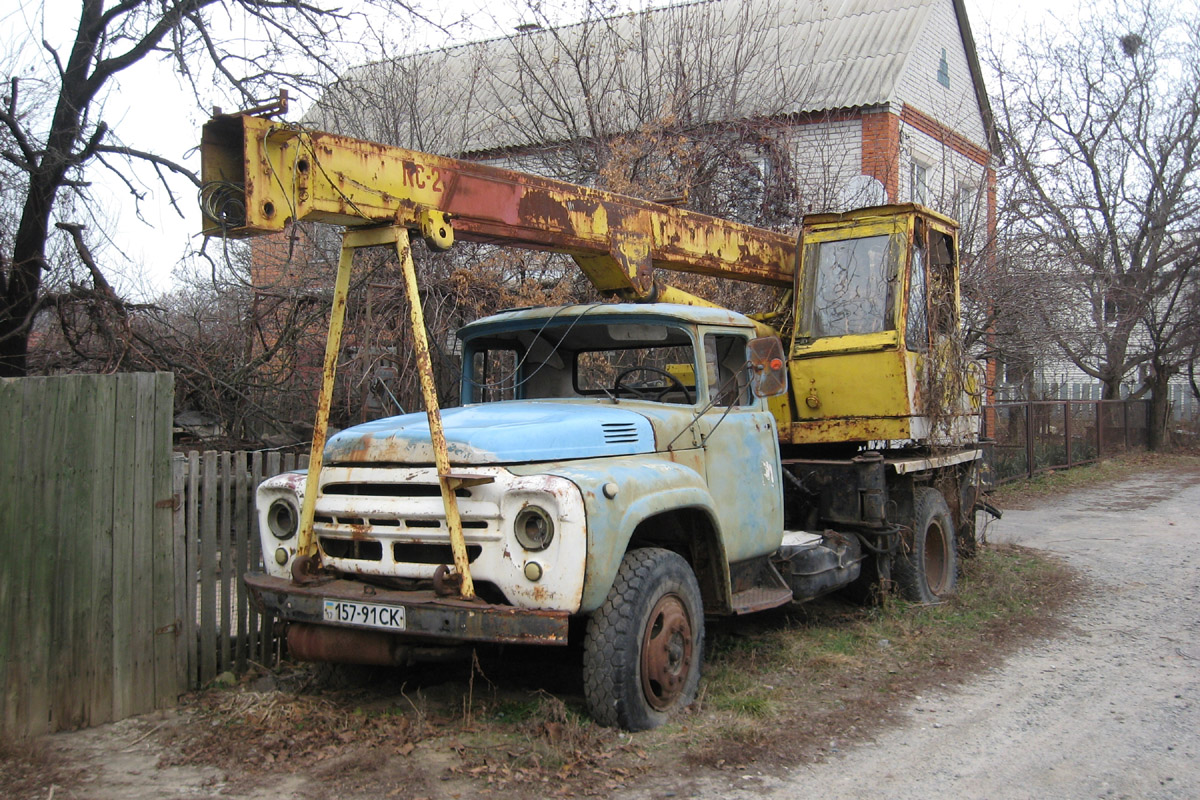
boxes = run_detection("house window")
[755,155,773,190]
[937,48,950,88]
[954,182,979,228]
[910,162,928,205]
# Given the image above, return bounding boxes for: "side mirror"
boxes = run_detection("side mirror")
[747,337,788,398]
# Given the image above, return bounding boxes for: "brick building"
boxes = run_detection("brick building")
[307,0,999,243]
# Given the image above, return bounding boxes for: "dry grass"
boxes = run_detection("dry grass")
[133,540,1079,799]
[0,738,87,800]
[667,542,1079,770]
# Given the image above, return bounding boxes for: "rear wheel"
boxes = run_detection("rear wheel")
[894,488,957,603]
[957,463,983,558]
[583,548,704,730]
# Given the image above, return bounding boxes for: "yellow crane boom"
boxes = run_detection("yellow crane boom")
[200,114,796,303]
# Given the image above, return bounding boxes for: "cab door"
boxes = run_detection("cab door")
[695,331,783,562]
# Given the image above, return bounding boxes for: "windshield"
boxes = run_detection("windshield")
[803,234,897,338]
[462,318,699,405]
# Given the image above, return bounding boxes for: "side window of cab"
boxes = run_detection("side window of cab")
[703,333,750,407]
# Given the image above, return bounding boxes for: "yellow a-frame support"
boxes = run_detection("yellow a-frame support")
[292,225,477,598]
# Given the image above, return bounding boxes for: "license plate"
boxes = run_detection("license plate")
[323,599,406,631]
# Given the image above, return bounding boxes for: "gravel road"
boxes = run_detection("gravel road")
[671,467,1200,800]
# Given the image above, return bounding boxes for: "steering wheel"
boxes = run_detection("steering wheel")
[613,366,693,403]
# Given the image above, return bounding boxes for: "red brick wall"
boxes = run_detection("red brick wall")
[899,105,991,167]
[861,110,901,201]
[249,227,302,288]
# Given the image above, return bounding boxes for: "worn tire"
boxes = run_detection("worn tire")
[894,488,958,603]
[583,548,704,731]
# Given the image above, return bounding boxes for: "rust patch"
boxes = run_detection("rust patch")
[517,191,574,234]
[347,432,376,462]
[568,198,601,217]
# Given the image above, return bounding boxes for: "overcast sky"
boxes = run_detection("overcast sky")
[12,0,1037,299]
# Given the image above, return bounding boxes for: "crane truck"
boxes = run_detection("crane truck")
[201,110,990,731]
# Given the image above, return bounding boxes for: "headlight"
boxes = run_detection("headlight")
[514,506,554,551]
[267,499,299,540]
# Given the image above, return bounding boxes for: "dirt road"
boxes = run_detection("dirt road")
[665,467,1200,800]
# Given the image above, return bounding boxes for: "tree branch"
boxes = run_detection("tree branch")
[95,144,202,187]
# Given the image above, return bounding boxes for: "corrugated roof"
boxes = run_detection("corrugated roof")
[311,0,964,155]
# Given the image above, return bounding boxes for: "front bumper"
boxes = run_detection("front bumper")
[245,572,570,645]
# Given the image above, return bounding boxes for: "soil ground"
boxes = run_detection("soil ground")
[4,456,1198,799]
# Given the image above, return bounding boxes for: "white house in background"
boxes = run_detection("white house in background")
[304,0,1000,241]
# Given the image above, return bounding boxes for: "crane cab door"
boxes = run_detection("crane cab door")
[905,217,980,443]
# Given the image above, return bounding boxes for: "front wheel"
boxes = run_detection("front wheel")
[894,488,958,603]
[583,548,704,730]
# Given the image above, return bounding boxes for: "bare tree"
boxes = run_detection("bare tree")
[989,0,1200,445]
[475,0,810,228]
[312,0,852,321]
[0,0,423,377]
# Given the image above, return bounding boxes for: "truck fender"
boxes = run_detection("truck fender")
[591,486,730,609]
[535,458,734,613]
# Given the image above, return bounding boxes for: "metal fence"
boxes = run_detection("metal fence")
[174,450,309,689]
[982,398,1150,483]
[996,380,1197,422]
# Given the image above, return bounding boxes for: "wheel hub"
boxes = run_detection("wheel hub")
[925,520,948,594]
[640,593,693,711]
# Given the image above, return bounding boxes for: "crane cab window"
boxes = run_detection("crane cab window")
[905,226,958,352]
[803,234,897,338]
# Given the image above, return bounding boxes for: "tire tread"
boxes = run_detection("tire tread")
[582,547,703,730]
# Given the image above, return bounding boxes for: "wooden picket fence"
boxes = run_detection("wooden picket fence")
[1,373,178,738]
[173,450,308,689]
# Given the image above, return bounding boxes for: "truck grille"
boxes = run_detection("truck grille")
[394,543,482,564]
[322,482,471,498]
[316,514,488,530]
[319,538,383,561]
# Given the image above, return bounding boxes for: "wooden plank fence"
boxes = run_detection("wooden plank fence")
[0,373,178,739]
[0,371,314,738]
[174,450,308,690]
